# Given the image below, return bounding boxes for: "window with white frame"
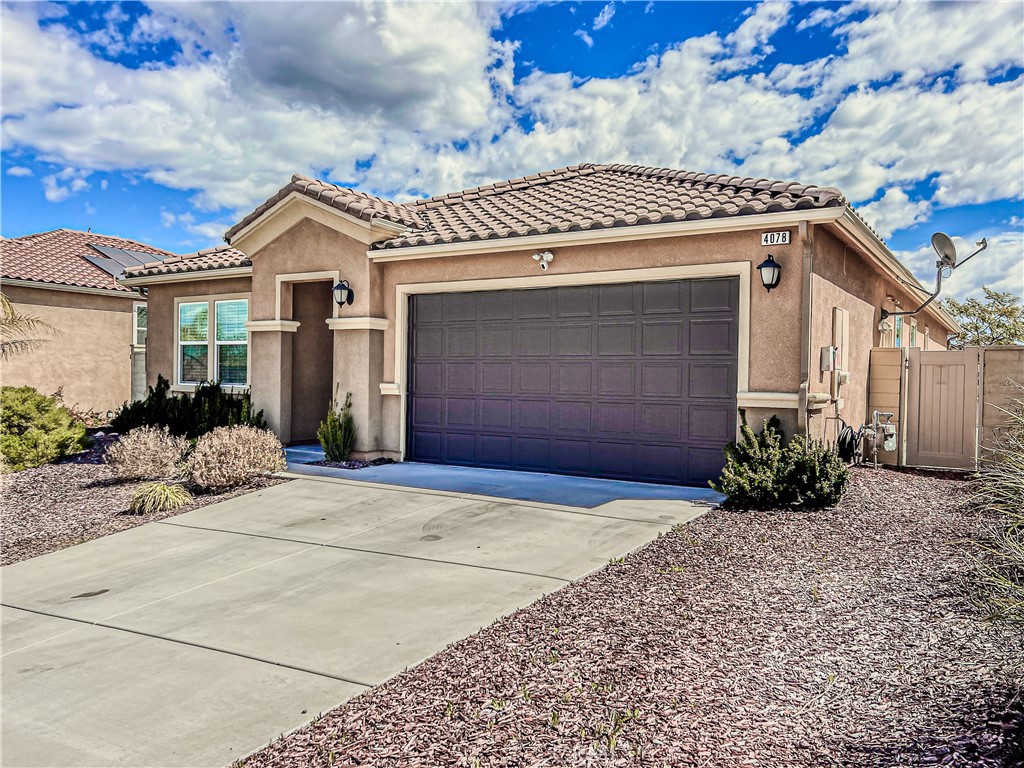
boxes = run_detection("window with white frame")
[894,316,904,348]
[177,298,249,386]
[133,302,147,346]
[909,319,917,348]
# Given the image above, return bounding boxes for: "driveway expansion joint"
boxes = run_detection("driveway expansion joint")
[155,520,573,583]
[1,603,374,688]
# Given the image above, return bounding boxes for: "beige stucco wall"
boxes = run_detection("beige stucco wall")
[290,281,335,442]
[807,229,957,440]
[981,346,1024,457]
[145,276,253,390]
[0,283,136,413]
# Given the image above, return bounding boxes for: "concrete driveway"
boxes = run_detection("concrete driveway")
[2,476,706,768]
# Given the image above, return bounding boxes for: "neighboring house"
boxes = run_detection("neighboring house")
[1,228,173,413]
[122,164,958,486]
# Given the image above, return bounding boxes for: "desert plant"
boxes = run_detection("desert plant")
[130,482,193,515]
[711,413,791,509]
[786,435,850,508]
[184,425,286,491]
[974,392,1024,623]
[0,386,88,471]
[711,411,850,510]
[104,426,188,481]
[111,375,266,439]
[317,389,358,462]
[0,292,60,359]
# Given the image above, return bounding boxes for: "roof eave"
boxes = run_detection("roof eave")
[119,265,253,287]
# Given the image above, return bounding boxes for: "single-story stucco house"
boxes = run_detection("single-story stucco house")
[1,228,173,413]
[121,164,957,486]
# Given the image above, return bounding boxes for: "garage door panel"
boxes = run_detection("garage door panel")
[691,278,736,312]
[408,278,738,486]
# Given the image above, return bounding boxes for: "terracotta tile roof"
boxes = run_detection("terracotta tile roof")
[124,245,251,279]
[224,173,425,241]
[0,228,174,292]
[378,163,845,250]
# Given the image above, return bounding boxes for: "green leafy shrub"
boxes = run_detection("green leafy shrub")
[184,425,286,491]
[1,386,88,472]
[317,389,357,462]
[111,375,266,439]
[130,482,193,515]
[104,426,188,481]
[975,392,1024,623]
[711,411,850,510]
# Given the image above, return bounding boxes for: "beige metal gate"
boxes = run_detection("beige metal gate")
[905,347,980,469]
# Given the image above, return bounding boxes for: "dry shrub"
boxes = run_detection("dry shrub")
[185,425,285,491]
[104,426,187,481]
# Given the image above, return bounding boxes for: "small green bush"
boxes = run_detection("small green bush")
[1,386,88,471]
[711,411,850,510]
[111,375,266,439]
[184,425,286,491]
[317,389,357,462]
[104,426,188,481]
[130,482,193,515]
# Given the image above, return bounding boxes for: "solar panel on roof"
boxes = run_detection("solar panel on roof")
[89,244,168,267]
[81,254,127,279]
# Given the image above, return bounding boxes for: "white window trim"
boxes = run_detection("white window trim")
[132,301,147,349]
[173,293,251,392]
[213,299,249,386]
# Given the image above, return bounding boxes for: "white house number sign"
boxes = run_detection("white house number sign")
[761,231,791,246]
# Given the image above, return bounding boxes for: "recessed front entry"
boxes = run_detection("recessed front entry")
[406,278,739,485]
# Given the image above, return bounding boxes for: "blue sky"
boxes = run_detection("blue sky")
[2,1,1022,298]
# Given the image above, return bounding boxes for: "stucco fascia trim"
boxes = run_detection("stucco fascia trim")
[229,193,380,253]
[1,277,140,298]
[828,210,960,333]
[326,317,388,331]
[737,391,800,409]
[119,267,252,287]
[367,208,843,262]
[391,262,752,459]
[247,320,300,332]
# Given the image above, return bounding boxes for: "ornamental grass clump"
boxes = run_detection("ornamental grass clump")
[104,426,188,481]
[184,425,286,491]
[1,386,88,472]
[318,389,357,462]
[974,391,1024,624]
[711,411,850,510]
[130,482,193,515]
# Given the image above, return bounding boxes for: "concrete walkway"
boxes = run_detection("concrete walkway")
[2,476,707,768]
[285,445,724,507]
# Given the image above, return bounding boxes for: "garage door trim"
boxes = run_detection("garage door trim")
[391,262,752,461]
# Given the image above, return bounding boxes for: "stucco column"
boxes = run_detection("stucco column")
[328,317,387,457]
[246,321,299,444]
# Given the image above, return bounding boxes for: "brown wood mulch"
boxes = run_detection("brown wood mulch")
[240,467,1023,768]
[1,451,283,567]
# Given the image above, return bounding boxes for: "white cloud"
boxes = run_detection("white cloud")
[575,28,594,48]
[5,166,33,177]
[40,167,91,202]
[856,188,931,241]
[644,2,654,14]
[593,3,615,31]
[159,210,176,227]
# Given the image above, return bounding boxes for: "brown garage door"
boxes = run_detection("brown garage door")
[407,278,738,485]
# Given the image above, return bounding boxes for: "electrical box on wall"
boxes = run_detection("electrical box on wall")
[820,345,836,372]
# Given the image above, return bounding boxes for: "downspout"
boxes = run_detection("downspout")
[798,220,814,436]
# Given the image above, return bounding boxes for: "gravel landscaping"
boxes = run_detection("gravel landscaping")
[1,444,283,566]
[241,467,1023,768]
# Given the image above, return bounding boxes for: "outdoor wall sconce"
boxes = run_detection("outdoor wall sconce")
[757,254,782,292]
[332,280,354,307]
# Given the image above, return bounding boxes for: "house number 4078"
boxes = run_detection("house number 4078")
[761,231,791,246]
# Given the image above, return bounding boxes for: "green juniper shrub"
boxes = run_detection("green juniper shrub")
[711,410,850,510]
[130,482,193,515]
[0,386,89,472]
[317,389,357,462]
[111,375,266,439]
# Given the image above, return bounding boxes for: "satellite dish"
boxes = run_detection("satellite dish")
[931,232,957,267]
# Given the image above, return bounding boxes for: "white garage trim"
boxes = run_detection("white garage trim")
[389,262,751,460]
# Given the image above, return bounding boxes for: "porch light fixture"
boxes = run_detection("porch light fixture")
[757,255,782,292]
[332,280,354,307]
